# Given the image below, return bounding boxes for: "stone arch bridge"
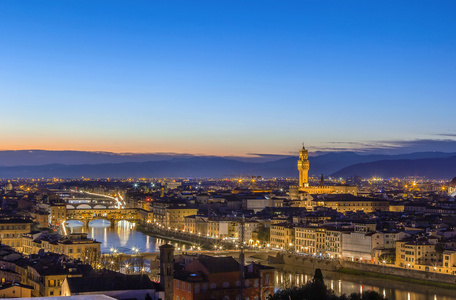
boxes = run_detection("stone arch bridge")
[66,197,119,209]
[66,203,118,209]
[66,208,142,228]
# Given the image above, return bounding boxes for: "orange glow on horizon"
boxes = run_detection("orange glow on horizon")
[0,140,290,158]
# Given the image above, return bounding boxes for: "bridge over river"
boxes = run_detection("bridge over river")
[60,190,148,228]
[66,207,142,228]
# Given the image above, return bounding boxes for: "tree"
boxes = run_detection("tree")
[358,291,384,300]
[257,224,270,243]
[435,242,445,261]
[267,269,386,300]
[308,268,328,300]
[312,269,324,286]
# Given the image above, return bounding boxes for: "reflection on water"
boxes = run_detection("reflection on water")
[66,219,189,254]
[274,268,456,300]
[65,220,456,300]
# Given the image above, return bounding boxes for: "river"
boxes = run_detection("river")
[66,220,456,300]
[66,220,190,254]
[273,265,456,300]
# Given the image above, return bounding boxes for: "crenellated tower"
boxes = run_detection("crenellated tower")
[159,243,174,300]
[297,144,309,188]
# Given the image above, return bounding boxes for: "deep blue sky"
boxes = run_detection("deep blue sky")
[1,1,455,156]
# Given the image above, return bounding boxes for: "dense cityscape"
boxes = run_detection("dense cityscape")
[2,1,456,300]
[1,147,456,299]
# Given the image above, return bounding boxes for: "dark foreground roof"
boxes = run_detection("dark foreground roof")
[66,274,160,293]
[197,255,240,273]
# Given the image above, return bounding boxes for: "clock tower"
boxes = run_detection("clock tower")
[298,144,309,188]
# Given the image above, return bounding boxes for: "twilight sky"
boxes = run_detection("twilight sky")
[1,1,455,157]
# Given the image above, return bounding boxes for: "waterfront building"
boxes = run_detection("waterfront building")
[152,201,198,230]
[168,206,199,231]
[138,208,154,224]
[395,238,438,269]
[341,224,406,262]
[371,231,409,262]
[294,226,316,254]
[50,202,67,226]
[342,231,374,260]
[295,224,348,258]
[184,215,209,236]
[442,250,456,275]
[183,215,198,235]
[316,228,326,255]
[270,223,294,251]
[237,220,259,243]
[207,218,228,239]
[325,227,345,258]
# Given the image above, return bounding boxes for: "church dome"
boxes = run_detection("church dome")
[450,177,456,187]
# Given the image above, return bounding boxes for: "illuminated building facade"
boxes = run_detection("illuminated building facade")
[290,145,357,209]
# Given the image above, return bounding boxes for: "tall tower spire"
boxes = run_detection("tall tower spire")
[298,144,309,188]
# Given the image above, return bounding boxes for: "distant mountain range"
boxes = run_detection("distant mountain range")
[0,150,198,166]
[0,150,455,179]
[331,155,456,179]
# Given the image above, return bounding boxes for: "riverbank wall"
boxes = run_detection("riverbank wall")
[272,253,456,285]
[137,224,238,250]
[270,253,342,271]
[138,224,456,286]
[340,260,456,285]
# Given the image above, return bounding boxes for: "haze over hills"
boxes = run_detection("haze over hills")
[331,156,456,179]
[0,150,455,179]
[0,150,198,166]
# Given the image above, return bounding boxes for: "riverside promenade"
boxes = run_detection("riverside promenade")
[270,252,456,286]
[140,223,456,286]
